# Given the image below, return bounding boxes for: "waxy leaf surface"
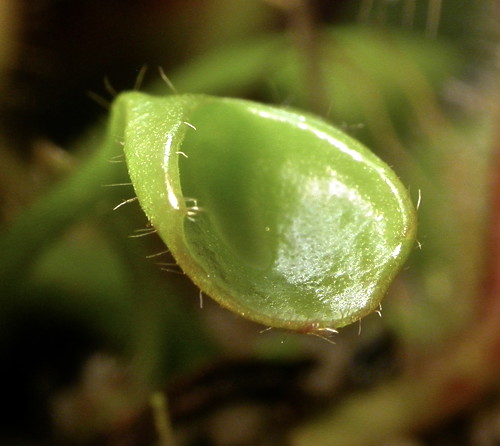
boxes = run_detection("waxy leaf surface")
[119,92,416,331]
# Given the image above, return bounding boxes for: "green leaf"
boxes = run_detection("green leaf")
[118,92,417,332]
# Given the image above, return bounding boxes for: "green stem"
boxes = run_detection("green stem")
[0,105,127,288]
[151,392,177,446]
[286,0,328,115]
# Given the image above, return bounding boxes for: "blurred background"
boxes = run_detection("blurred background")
[0,1,499,445]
